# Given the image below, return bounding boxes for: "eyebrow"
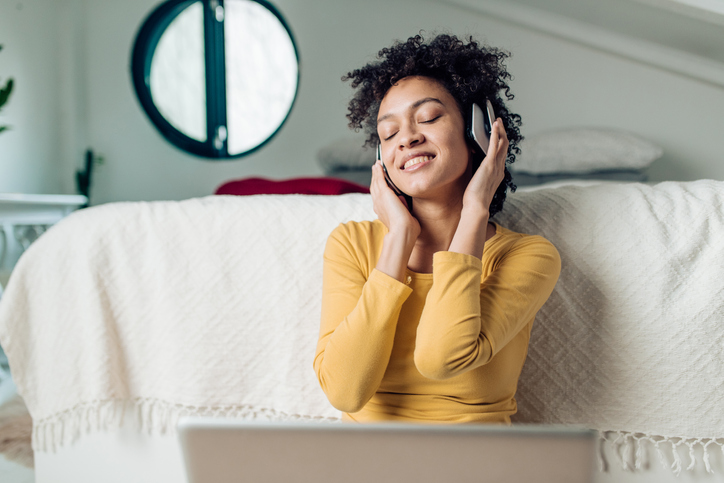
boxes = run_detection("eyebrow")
[377,97,444,124]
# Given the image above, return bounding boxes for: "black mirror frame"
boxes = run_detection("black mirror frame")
[130,0,300,160]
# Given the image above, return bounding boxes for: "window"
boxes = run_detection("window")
[131,0,299,159]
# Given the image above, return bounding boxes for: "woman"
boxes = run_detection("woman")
[313,34,561,424]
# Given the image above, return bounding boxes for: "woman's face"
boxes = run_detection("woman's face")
[377,76,472,199]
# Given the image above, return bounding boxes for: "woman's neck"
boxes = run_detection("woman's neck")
[413,197,464,251]
[405,192,466,273]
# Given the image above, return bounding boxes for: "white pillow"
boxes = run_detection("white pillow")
[317,136,374,171]
[513,128,663,175]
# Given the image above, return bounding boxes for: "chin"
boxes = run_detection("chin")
[406,182,465,201]
[404,172,467,199]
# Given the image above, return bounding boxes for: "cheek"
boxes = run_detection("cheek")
[447,134,473,169]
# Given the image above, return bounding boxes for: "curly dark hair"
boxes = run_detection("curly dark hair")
[342,33,521,217]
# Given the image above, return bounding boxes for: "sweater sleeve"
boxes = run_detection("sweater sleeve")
[414,235,561,380]
[313,225,413,413]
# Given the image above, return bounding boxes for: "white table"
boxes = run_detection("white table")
[0,193,88,291]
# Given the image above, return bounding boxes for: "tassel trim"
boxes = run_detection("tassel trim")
[30,403,724,476]
[31,397,341,452]
[599,430,724,475]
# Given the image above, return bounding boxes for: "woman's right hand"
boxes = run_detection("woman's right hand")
[371,160,420,282]
[371,160,420,241]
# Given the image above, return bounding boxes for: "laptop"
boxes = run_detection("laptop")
[177,418,597,483]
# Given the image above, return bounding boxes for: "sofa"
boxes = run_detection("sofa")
[0,180,723,483]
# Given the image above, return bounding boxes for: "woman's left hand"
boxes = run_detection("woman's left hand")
[462,118,509,215]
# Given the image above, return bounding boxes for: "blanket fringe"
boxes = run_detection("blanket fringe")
[600,431,724,475]
[31,407,724,475]
[32,398,341,452]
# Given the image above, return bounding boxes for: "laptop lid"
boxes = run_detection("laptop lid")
[177,418,596,483]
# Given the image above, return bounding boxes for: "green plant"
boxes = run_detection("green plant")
[0,44,14,134]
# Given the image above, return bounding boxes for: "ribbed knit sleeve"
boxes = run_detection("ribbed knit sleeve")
[414,236,561,380]
[314,224,412,413]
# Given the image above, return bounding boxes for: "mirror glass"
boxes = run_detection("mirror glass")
[150,2,207,142]
[225,0,298,155]
[132,0,299,159]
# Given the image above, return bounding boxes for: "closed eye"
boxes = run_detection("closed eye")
[382,115,440,140]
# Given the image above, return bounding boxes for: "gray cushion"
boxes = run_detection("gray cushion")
[513,128,663,175]
[317,137,374,172]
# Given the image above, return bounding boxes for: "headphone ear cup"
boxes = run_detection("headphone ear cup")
[465,106,475,145]
[468,105,484,172]
[465,103,484,156]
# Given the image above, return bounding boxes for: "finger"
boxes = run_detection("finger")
[498,118,509,140]
[495,120,508,163]
[500,137,509,162]
[501,139,509,161]
[500,120,509,144]
[371,161,385,188]
[487,119,500,158]
[372,161,396,196]
[370,162,384,197]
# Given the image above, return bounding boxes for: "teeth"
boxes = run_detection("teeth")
[403,155,434,170]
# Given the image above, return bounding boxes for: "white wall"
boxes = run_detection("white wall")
[0,0,67,194]
[2,0,724,203]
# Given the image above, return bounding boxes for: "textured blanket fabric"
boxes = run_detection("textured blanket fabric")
[0,182,722,468]
[499,181,724,439]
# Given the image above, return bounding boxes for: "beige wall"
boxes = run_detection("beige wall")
[1,0,723,202]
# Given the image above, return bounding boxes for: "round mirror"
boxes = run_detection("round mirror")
[131,0,299,159]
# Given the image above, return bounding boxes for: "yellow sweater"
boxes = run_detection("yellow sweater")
[314,220,561,423]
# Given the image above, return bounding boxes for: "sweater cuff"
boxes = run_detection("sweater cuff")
[432,251,483,271]
[369,268,414,297]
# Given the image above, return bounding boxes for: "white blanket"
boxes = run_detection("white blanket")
[0,182,723,471]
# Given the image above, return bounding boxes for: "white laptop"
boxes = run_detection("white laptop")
[177,418,596,483]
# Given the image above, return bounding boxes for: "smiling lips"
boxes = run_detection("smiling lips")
[403,155,435,170]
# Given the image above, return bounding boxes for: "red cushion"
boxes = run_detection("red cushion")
[215,177,370,196]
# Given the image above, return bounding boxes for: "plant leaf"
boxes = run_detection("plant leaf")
[0,78,14,108]
[0,126,10,134]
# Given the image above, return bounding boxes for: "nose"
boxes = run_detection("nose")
[398,122,424,150]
